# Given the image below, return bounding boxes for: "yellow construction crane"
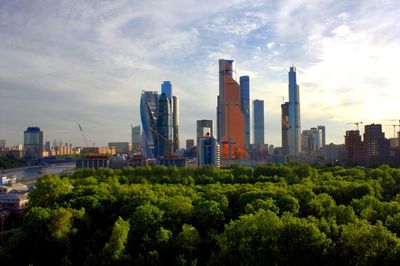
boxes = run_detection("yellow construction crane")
[346,121,363,130]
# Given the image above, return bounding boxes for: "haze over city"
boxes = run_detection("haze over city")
[1,0,399,147]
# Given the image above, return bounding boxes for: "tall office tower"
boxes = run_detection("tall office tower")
[161,81,172,101]
[0,139,5,148]
[253,100,265,145]
[172,96,179,151]
[157,93,172,156]
[281,102,290,155]
[217,59,247,160]
[318,125,326,148]
[198,134,221,168]
[131,125,141,154]
[140,91,159,159]
[24,127,43,161]
[288,66,301,156]
[345,130,362,161]
[240,76,250,146]
[197,120,214,145]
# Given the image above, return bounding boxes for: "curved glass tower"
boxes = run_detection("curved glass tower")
[140,91,159,159]
[157,93,172,156]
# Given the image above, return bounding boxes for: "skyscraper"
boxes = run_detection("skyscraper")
[281,102,289,155]
[197,120,214,145]
[0,139,5,149]
[253,99,265,145]
[240,76,250,146]
[157,93,172,157]
[318,125,326,148]
[288,66,301,156]
[24,127,43,161]
[217,59,247,160]
[161,81,172,101]
[131,125,141,154]
[172,96,179,151]
[140,91,159,159]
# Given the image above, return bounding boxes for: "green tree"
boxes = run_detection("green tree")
[29,175,72,207]
[103,216,130,261]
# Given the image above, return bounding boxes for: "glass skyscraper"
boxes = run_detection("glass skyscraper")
[281,102,289,155]
[161,81,172,101]
[217,59,247,160]
[240,76,250,147]
[288,66,301,156]
[157,93,172,156]
[24,127,43,161]
[140,91,159,159]
[253,100,265,145]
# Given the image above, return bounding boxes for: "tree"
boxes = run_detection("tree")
[29,175,72,207]
[103,217,130,262]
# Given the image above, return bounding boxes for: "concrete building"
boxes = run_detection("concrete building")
[197,120,214,145]
[23,127,43,161]
[76,156,109,169]
[131,125,141,154]
[324,143,345,164]
[318,125,326,148]
[253,99,265,145]
[198,134,221,168]
[186,139,195,149]
[108,142,131,154]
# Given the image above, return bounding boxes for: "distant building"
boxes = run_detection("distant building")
[281,102,289,155]
[198,134,220,168]
[345,130,362,162]
[318,125,326,148]
[81,147,115,156]
[240,76,250,146]
[0,176,29,213]
[186,139,195,149]
[324,143,345,164]
[76,156,109,169]
[172,96,180,151]
[197,120,214,145]
[217,59,247,160]
[131,125,141,154]
[302,127,323,154]
[0,139,5,149]
[161,81,172,101]
[288,66,301,156]
[108,142,131,154]
[24,127,43,161]
[253,99,265,145]
[140,91,159,159]
[157,93,172,156]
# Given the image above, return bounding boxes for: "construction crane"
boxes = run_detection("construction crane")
[77,123,91,147]
[346,121,363,130]
[384,119,400,138]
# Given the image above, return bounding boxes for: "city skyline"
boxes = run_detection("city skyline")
[1,1,400,147]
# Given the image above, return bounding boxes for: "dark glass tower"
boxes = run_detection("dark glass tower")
[157,93,172,156]
[240,76,250,146]
[253,100,264,145]
[140,91,159,159]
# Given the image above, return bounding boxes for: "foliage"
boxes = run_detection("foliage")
[1,164,400,265]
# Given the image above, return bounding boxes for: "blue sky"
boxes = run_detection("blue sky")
[1,0,399,147]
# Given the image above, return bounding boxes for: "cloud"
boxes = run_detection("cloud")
[1,0,399,147]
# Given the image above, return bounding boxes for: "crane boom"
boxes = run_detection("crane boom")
[77,123,89,147]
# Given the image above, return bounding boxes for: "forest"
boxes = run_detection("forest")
[1,163,400,265]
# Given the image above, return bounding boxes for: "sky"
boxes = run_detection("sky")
[1,0,400,147]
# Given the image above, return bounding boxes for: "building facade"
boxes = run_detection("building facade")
[140,91,159,159]
[318,125,326,148]
[161,81,172,100]
[157,93,172,157]
[240,76,250,147]
[281,102,289,155]
[253,99,265,145]
[131,125,141,154]
[172,96,179,151]
[217,59,247,160]
[198,134,221,168]
[197,120,214,145]
[23,127,43,161]
[288,66,301,156]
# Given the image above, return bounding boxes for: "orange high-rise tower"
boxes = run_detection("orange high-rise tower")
[217,59,247,160]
